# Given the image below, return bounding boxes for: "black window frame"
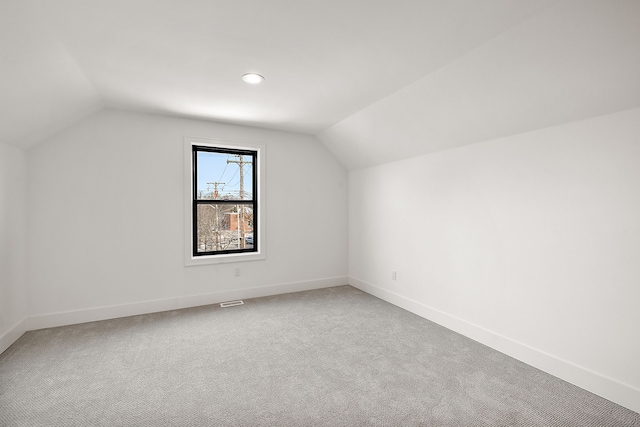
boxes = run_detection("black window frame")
[192,145,258,257]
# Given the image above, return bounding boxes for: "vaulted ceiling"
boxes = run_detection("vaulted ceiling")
[2,0,639,169]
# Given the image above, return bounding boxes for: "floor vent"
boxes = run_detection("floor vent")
[220,300,244,308]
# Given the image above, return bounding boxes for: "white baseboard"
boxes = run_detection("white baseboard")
[26,276,348,332]
[0,318,28,355]
[349,276,640,415]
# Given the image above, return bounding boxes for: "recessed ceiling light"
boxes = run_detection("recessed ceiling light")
[242,73,264,84]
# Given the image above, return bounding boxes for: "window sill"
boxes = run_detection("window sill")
[185,250,266,267]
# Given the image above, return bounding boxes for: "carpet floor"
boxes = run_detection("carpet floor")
[1,285,639,426]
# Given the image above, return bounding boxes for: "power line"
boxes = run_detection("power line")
[217,161,229,183]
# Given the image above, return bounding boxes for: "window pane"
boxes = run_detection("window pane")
[196,151,254,201]
[196,203,254,253]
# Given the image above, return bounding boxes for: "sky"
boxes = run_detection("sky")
[196,151,254,200]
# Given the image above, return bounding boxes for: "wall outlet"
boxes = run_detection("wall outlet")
[234,268,241,277]
[392,270,397,280]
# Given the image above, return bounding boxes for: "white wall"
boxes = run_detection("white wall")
[26,109,348,327]
[0,143,28,353]
[348,107,640,412]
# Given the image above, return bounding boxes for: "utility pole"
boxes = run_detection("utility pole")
[206,182,225,250]
[206,182,225,199]
[227,155,252,248]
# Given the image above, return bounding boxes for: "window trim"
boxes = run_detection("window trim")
[184,137,266,266]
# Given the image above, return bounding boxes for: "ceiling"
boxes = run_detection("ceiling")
[2,0,640,169]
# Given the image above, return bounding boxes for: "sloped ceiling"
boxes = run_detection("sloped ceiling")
[0,1,103,149]
[2,0,639,170]
[319,0,640,170]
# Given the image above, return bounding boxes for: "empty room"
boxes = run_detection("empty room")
[1,0,639,425]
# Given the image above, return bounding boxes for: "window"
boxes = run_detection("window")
[185,138,265,265]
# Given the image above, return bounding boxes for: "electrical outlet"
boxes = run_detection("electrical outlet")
[392,270,397,280]
[234,268,241,277]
